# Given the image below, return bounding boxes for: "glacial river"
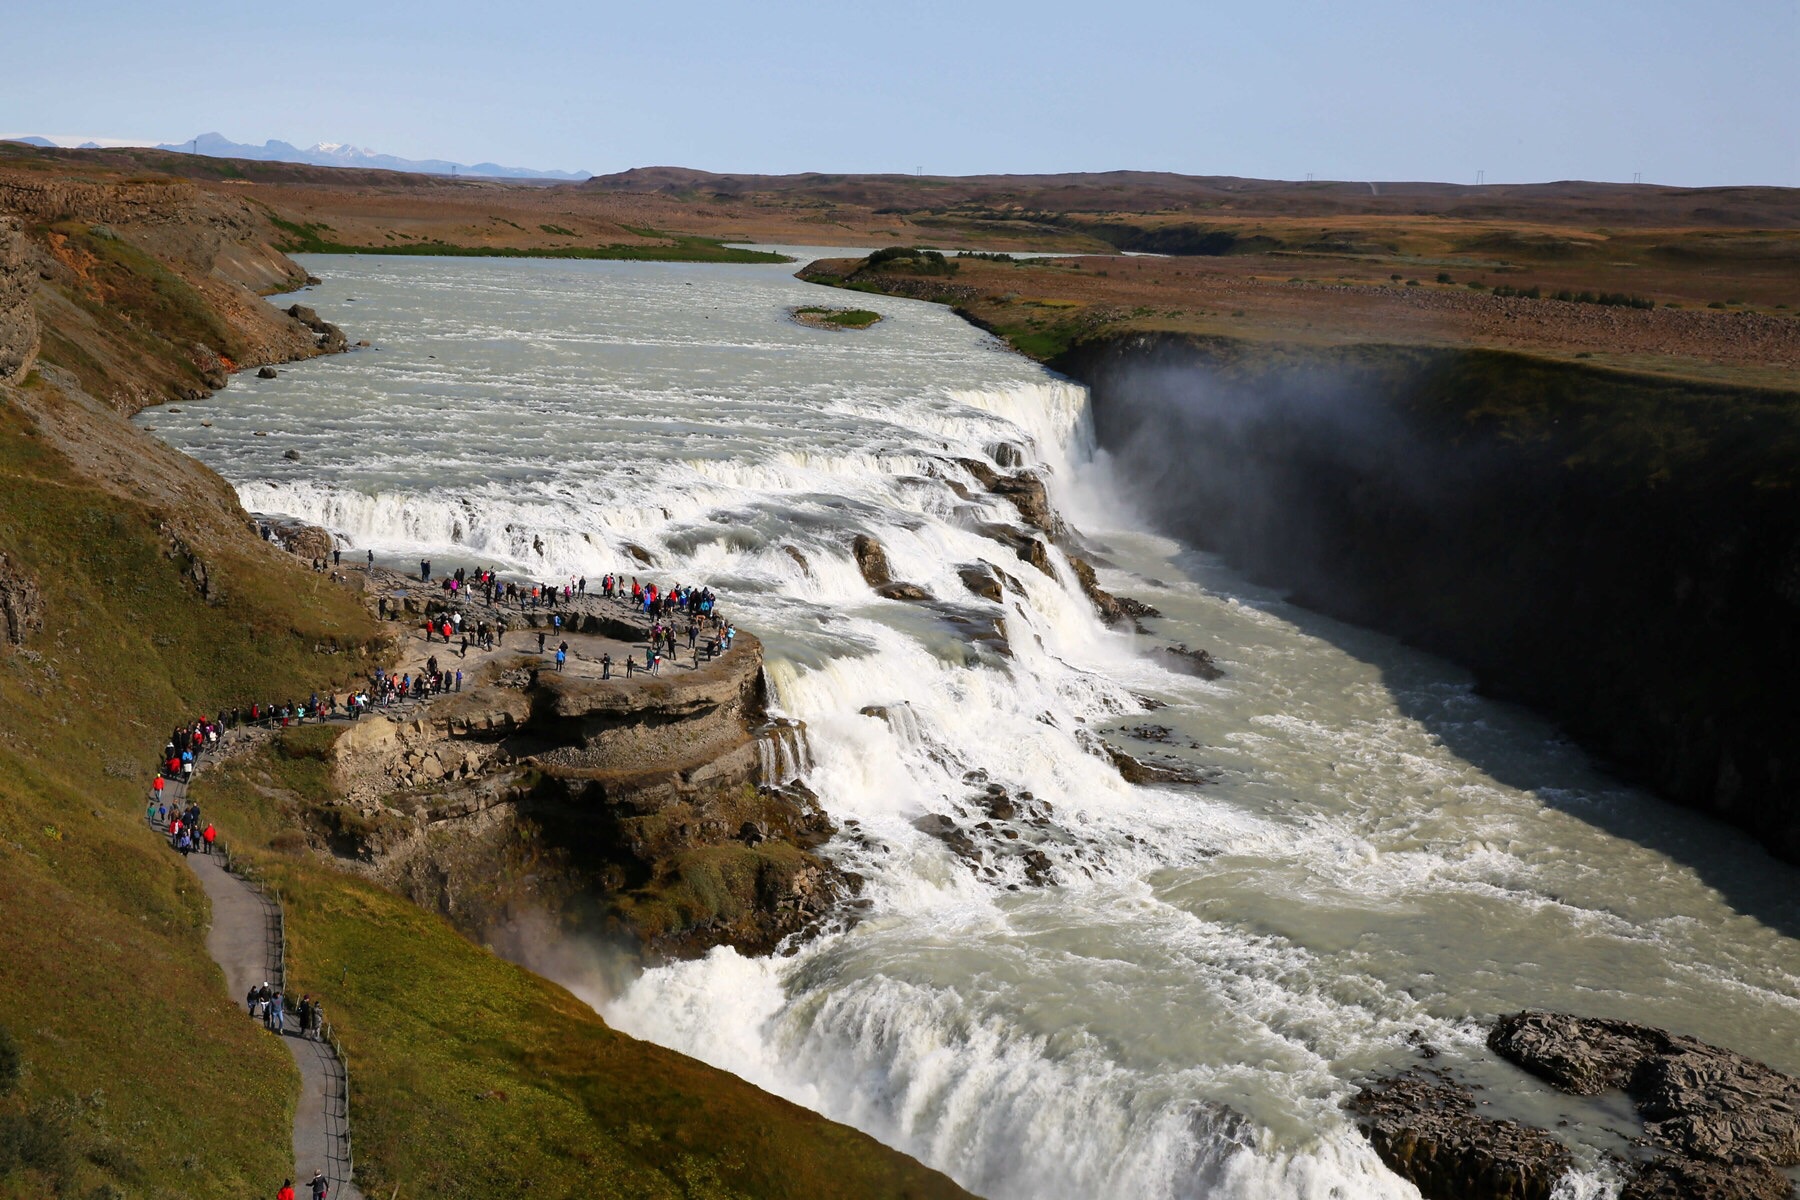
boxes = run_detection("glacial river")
[140,254,1800,1200]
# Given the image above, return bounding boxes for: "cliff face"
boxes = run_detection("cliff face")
[1,165,337,412]
[1056,333,1800,863]
[0,215,37,383]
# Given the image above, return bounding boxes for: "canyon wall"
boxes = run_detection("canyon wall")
[1056,333,1800,863]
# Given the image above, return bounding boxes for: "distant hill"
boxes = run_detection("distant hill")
[586,166,1800,229]
[134,131,590,180]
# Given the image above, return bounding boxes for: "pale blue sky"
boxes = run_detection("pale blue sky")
[5,0,1796,185]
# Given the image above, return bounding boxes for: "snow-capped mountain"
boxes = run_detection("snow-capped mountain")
[150,132,589,180]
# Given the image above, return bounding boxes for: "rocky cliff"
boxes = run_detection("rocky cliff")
[1,162,341,412]
[1056,333,1800,864]
[0,216,37,383]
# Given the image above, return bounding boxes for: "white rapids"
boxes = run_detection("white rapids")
[140,252,1800,1200]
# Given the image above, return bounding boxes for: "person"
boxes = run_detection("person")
[203,823,216,855]
[270,992,285,1034]
[601,652,611,680]
[537,630,546,653]
[366,549,374,570]
[278,1179,296,1200]
[247,985,261,1018]
[310,1168,329,1200]
[555,646,566,670]
[298,995,313,1036]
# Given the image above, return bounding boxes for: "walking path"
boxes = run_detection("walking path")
[157,773,362,1199]
[143,563,741,1197]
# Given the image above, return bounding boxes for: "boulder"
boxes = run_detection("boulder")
[286,303,347,353]
[1349,1071,1573,1200]
[876,581,932,602]
[257,366,278,379]
[958,562,1004,602]
[1490,1011,1800,1168]
[852,534,892,588]
[1154,643,1225,680]
[1069,555,1160,628]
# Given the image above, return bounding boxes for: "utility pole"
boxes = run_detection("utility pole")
[1476,169,1485,186]
[1633,171,1642,185]
[1305,172,1314,182]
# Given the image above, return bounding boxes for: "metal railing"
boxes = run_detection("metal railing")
[165,809,355,1190]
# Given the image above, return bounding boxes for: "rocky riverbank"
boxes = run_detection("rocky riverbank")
[1352,1010,1800,1200]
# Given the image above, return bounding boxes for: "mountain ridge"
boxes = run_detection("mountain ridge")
[3,131,590,180]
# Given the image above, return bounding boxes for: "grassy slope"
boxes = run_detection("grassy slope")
[0,394,376,1199]
[1,200,972,1196]
[191,730,971,1200]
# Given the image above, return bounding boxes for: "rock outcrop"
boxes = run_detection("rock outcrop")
[852,533,893,587]
[0,216,38,384]
[0,550,44,646]
[317,630,854,959]
[1350,1071,1572,1200]
[1352,1011,1800,1200]
[287,304,348,353]
[1489,1011,1800,1172]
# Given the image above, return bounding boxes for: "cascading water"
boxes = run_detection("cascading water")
[140,252,1800,1200]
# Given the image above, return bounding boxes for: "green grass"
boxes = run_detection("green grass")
[0,397,379,1198]
[185,740,971,1200]
[793,307,881,330]
[266,215,789,265]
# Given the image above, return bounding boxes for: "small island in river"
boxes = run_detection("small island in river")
[791,305,882,330]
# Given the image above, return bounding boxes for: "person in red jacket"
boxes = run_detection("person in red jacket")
[203,824,216,855]
[277,1180,295,1200]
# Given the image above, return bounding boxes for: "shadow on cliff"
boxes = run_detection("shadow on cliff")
[1190,566,1800,942]
[1065,340,1800,941]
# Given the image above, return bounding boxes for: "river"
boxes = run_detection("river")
[139,253,1800,1200]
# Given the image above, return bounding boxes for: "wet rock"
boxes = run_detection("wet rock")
[287,303,347,352]
[876,581,932,602]
[958,562,1005,602]
[1154,643,1225,680]
[913,812,977,861]
[283,449,301,461]
[1102,743,1211,786]
[1489,1011,1800,1168]
[257,365,278,379]
[1019,535,1056,577]
[852,533,893,588]
[622,542,655,565]
[1068,555,1160,629]
[859,705,890,722]
[986,441,1025,468]
[1020,847,1053,885]
[782,544,811,575]
[1350,1071,1573,1200]
[1619,1157,1793,1200]
[990,471,1058,534]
